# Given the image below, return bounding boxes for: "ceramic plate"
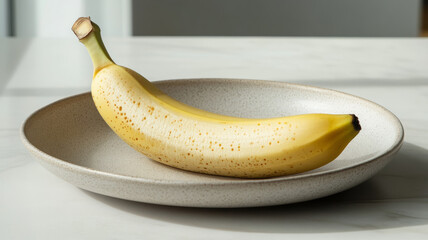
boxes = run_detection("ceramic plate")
[21,79,403,208]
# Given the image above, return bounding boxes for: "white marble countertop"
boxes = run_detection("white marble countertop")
[1,37,428,239]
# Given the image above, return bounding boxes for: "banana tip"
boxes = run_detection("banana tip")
[72,17,93,40]
[351,114,361,131]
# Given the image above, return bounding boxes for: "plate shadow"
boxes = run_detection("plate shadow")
[82,141,428,233]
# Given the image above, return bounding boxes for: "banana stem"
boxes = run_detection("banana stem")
[72,17,114,75]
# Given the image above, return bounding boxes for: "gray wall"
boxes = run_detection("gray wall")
[0,0,9,36]
[132,0,421,36]
[8,0,131,37]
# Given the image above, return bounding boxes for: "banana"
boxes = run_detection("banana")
[72,17,361,178]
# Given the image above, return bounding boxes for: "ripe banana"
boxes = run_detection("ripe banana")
[72,17,361,178]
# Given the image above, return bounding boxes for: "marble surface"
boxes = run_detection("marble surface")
[1,37,428,239]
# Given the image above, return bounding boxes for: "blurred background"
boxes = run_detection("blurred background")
[0,0,427,38]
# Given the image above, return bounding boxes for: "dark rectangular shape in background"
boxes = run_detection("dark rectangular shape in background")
[132,0,421,37]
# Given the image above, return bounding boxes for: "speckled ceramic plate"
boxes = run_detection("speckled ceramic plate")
[21,79,403,208]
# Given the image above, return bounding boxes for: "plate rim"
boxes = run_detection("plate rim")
[21,78,404,186]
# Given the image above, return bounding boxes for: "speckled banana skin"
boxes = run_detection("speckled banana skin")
[73,17,361,178]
